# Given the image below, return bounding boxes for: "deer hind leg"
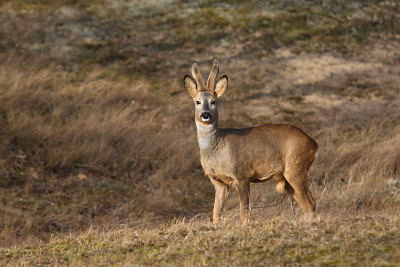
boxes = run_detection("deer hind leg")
[210,178,230,224]
[283,170,316,215]
[234,181,250,224]
[275,175,296,218]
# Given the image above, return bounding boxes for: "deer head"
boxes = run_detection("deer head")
[184,60,228,126]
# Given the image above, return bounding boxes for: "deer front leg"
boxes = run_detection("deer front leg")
[235,181,250,224]
[210,178,230,224]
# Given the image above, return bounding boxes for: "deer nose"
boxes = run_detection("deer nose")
[200,112,212,120]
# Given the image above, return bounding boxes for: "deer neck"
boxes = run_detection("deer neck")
[195,120,220,152]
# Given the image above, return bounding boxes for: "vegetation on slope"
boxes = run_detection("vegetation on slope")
[0,0,399,264]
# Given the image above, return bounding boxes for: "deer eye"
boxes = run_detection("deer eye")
[196,101,200,105]
[211,100,216,105]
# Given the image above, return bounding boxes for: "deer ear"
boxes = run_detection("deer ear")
[215,75,228,98]
[184,75,197,97]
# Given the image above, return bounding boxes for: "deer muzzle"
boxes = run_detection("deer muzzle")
[200,112,212,121]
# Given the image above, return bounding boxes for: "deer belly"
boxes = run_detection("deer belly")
[250,173,277,183]
[209,173,234,185]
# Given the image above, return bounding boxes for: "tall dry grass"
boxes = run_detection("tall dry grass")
[0,62,212,242]
[0,0,399,248]
[314,120,400,214]
[0,59,399,244]
[0,61,208,173]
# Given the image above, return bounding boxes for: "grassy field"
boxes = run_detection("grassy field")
[2,214,400,265]
[0,0,400,265]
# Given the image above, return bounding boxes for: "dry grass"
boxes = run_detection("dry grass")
[2,214,400,265]
[0,0,400,265]
[0,62,209,241]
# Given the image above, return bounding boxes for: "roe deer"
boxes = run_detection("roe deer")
[184,60,318,224]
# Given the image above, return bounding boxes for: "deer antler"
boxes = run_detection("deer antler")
[192,63,206,91]
[207,59,220,91]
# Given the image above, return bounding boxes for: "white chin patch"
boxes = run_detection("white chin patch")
[201,117,211,122]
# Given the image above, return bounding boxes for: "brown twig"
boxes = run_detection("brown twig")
[287,192,297,219]
[316,176,327,212]
[251,195,287,209]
